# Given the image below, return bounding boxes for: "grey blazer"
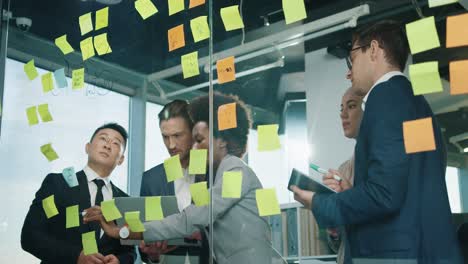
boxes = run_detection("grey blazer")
[143,155,286,264]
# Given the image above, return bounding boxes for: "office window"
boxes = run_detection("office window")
[446,166,461,213]
[145,102,167,170]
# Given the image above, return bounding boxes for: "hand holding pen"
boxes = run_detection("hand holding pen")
[310,163,352,192]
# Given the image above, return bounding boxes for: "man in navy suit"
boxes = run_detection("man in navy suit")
[292,21,463,263]
[21,123,136,264]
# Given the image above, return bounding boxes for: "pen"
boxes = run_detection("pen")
[309,163,342,182]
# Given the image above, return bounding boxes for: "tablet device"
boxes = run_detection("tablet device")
[288,168,336,194]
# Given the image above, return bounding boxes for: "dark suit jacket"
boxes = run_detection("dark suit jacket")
[21,171,136,264]
[312,76,463,263]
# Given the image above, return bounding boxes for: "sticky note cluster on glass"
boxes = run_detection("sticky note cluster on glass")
[26,104,54,126]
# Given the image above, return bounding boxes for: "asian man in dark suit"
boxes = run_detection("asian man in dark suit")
[292,21,463,263]
[21,123,136,264]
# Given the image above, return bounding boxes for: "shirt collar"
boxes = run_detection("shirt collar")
[362,71,405,110]
[83,165,112,187]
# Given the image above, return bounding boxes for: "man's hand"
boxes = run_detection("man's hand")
[83,206,120,239]
[186,231,202,241]
[77,251,105,264]
[291,185,315,209]
[103,254,119,264]
[323,169,352,192]
[139,241,177,262]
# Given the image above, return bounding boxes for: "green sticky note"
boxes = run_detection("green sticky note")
[79,12,93,36]
[80,37,95,61]
[188,149,207,174]
[190,16,210,43]
[95,7,109,30]
[66,205,80,228]
[40,143,59,162]
[42,195,59,219]
[94,33,112,56]
[282,0,307,24]
[222,171,243,198]
[24,59,38,80]
[101,199,122,221]
[72,68,85,90]
[189,182,210,206]
[145,196,164,221]
[125,211,146,232]
[163,155,184,182]
[257,124,281,151]
[220,5,244,31]
[82,231,98,255]
[168,0,184,16]
[256,188,281,216]
[409,61,443,95]
[26,106,39,126]
[135,0,159,20]
[55,35,74,55]
[429,0,459,8]
[41,72,54,93]
[181,51,200,79]
[37,103,53,123]
[405,16,441,55]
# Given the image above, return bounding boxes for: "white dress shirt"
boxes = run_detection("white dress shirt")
[362,71,406,111]
[174,168,195,212]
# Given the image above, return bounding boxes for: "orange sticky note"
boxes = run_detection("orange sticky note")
[168,24,185,52]
[446,13,468,48]
[449,60,468,95]
[403,117,436,154]
[216,56,236,84]
[189,0,205,8]
[217,102,237,131]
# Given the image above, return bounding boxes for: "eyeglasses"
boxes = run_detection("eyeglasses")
[345,44,370,70]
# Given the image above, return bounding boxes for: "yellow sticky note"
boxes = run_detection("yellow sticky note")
[189,149,207,175]
[38,104,53,123]
[72,68,85,90]
[95,7,109,30]
[80,37,95,61]
[82,231,98,255]
[135,0,159,20]
[168,0,184,16]
[403,117,436,154]
[190,16,210,43]
[189,182,210,206]
[145,196,164,221]
[42,195,59,219]
[94,33,112,56]
[168,24,185,52]
[429,0,459,8]
[164,155,184,182]
[405,16,441,55]
[258,124,281,151]
[55,35,74,55]
[216,56,236,84]
[26,106,39,126]
[24,59,38,80]
[66,205,79,228]
[256,188,281,216]
[101,199,122,221]
[409,61,443,96]
[220,5,244,31]
[40,143,59,162]
[125,211,146,232]
[181,51,200,79]
[41,73,54,93]
[446,13,468,48]
[218,102,237,131]
[79,12,93,36]
[450,60,468,95]
[282,0,307,24]
[222,171,243,198]
[189,0,205,9]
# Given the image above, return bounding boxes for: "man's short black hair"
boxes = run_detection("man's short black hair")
[189,92,252,158]
[352,20,410,71]
[90,123,128,150]
[158,99,193,131]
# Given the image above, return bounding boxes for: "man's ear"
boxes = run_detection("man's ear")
[85,142,90,154]
[117,154,125,166]
[370,40,380,61]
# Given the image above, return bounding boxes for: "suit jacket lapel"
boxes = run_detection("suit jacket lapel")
[76,171,93,235]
